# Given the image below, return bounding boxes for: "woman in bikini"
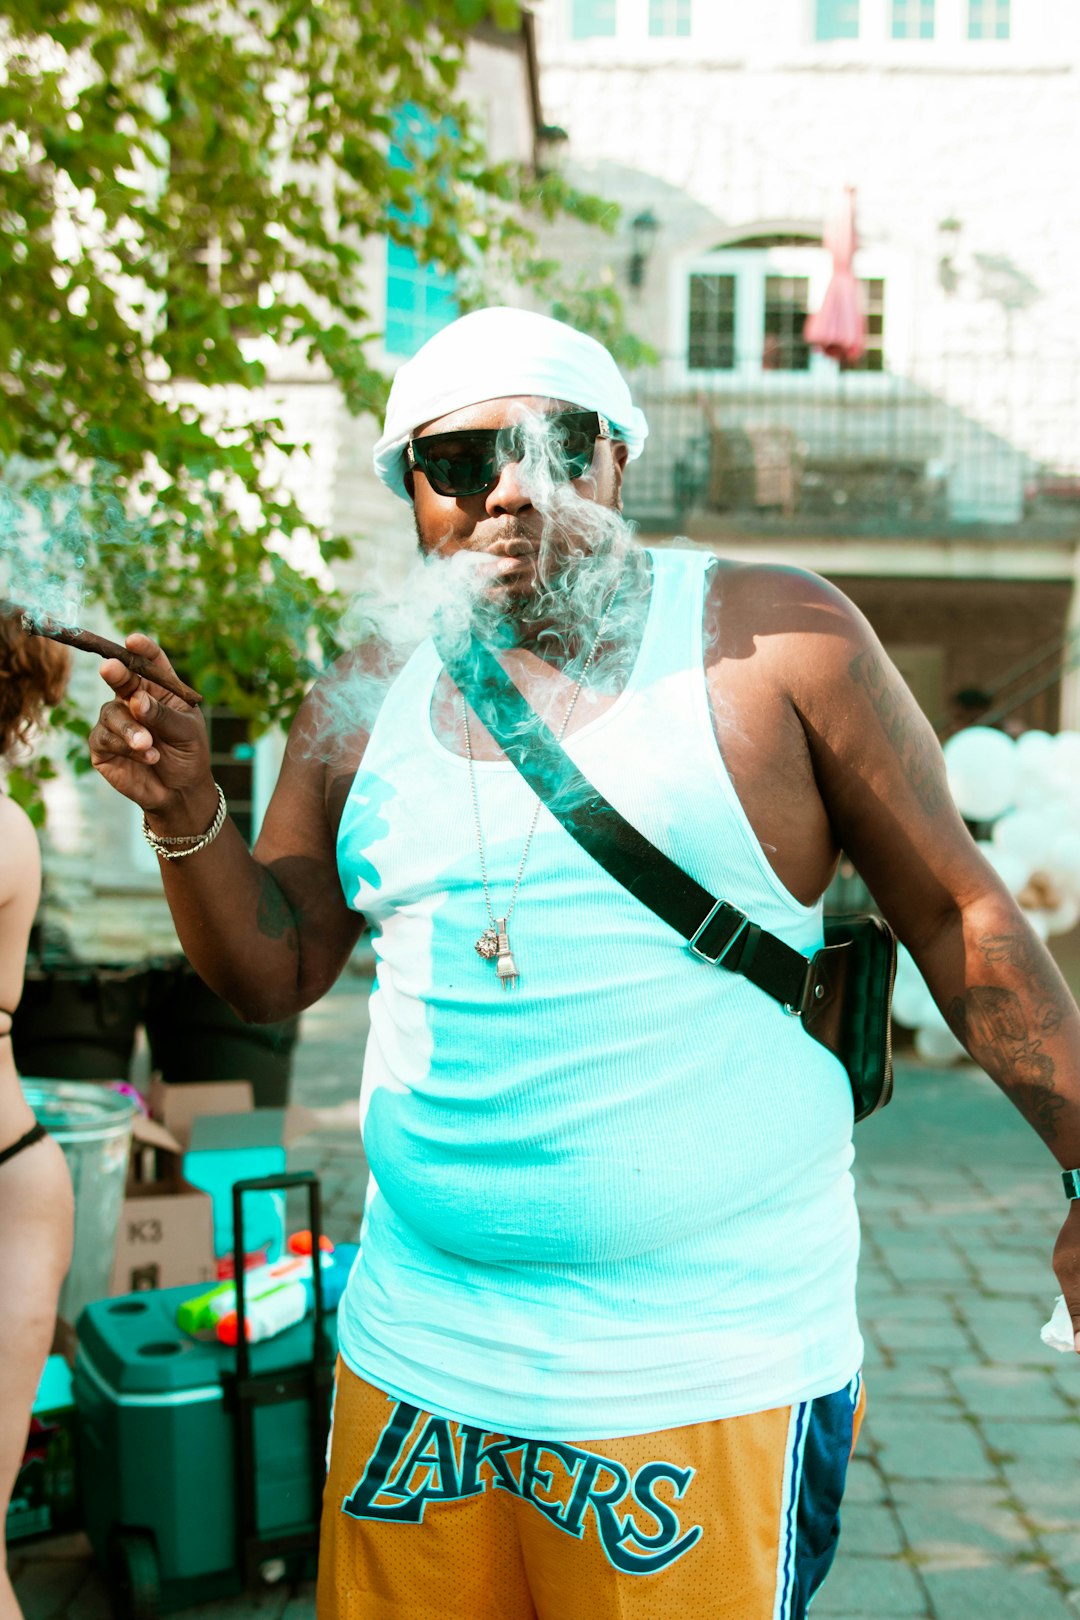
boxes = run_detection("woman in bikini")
[0,611,73,1619]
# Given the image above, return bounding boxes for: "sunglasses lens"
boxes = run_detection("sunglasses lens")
[415,436,498,497]
[554,427,596,480]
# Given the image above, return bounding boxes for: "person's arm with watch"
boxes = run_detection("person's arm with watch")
[785,573,1080,1352]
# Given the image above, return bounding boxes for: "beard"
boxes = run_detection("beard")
[412,439,644,672]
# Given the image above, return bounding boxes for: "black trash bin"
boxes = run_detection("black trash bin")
[144,957,299,1108]
[12,963,149,1081]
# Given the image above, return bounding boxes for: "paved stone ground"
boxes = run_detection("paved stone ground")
[12,975,1080,1619]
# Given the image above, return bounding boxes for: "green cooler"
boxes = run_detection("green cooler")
[74,1172,337,1619]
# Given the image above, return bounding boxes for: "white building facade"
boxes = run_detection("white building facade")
[530,0,1080,725]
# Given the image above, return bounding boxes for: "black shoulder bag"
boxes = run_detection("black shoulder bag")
[443,639,898,1123]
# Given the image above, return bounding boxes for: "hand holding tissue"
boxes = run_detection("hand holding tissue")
[1040,1294,1077,1354]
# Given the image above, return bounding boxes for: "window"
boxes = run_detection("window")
[385,245,458,358]
[815,0,859,40]
[968,0,1010,37]
[891,0,935,37]
[649,0,691,36]
[763,277,811,371]
[385,105,459,358]
[571,0,617,37]
[842,279,886,373]
[685,246,889,377]
[688,274,736,370]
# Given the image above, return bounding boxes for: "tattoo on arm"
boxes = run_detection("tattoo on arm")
[256,871,300,951]
[848,650,945,817]
[947,931,1072,1144]
[979,932,1066,1036]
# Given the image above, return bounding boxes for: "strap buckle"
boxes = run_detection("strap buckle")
[688,901,750,966]
[785,960,817,1018]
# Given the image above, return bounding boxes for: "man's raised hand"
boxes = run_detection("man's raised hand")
[89,633,212,815]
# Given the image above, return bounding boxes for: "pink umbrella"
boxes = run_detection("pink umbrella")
[804,185,866,365]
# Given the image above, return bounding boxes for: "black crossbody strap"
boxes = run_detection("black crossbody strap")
[442,638,813,1014]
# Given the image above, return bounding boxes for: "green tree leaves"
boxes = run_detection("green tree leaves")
[1,0,638,750]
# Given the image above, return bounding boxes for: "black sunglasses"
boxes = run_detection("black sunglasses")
[406,410,611,499]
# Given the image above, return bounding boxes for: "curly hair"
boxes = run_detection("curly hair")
[0,611,71,763]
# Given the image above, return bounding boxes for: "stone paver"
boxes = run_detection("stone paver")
[861,1366,956,1404]
[811,1551,929,1617]
[949,1364,1072,1420]
[921,1565,1077,1620]
[832,1500,908,1557]
[11,1001,1080,1618]
[958,1296,1059,1366]
[890,1480,1030,1561]
[866,1414,998,1483]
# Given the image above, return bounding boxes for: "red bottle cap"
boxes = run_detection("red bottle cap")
[287,1231,334,1256]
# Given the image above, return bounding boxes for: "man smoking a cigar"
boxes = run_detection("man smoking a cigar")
[90,307,1080,1620]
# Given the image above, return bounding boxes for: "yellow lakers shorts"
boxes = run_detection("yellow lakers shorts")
[317,1361,866,1620]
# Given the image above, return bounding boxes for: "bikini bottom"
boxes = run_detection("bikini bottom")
[0,1121,47,1169]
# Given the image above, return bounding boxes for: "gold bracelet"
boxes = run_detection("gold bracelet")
[142,784,227,862]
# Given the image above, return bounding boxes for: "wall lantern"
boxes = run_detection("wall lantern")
[937,215,962,296]
[627,210,660,290]
[535,123,569,177]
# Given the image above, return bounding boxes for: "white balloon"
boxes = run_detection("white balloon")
[1015,729,1055,762]
[993,809,1053,865]
[976,840,1031,896]
[1047,732,1080,799]
[1051,729,1080,758]
[1043,830,1080,894]
[1013,732,1062,806]
[1042,896,1080,936]
[943,727,1018,821]
[891,946,937,1029]
[914,1024,967,1065]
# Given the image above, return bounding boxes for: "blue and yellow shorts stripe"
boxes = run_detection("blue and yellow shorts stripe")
[317,1361,866,1619]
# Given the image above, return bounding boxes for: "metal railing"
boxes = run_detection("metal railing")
[621,354,1080,539]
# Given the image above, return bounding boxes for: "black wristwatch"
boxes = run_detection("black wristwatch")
[1063,1170,1080,1201]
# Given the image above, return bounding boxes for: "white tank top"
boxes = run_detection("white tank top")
[335,547,861,1439]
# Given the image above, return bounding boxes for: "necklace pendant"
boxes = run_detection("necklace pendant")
[475,927,499,960]
[495,918,519,990]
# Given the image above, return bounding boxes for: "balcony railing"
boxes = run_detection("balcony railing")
[620,355,1080,540]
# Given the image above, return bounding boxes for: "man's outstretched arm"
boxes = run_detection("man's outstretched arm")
[89,634,365,1023]
[790,581,1080,1352]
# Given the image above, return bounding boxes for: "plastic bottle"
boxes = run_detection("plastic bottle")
[177,1249,332,1336]
[214,1242,359,1347]
[216,1279,312,1346]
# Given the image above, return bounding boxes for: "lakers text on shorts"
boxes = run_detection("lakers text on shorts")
[316,1361,865,1620]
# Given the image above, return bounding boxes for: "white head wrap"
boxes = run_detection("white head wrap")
[373,306,649,501]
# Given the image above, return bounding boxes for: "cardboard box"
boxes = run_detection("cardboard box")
[110,1111,216,1295]
[149,1076,256,1150]
[185,1110,289,1261]
[127,1075,325,1276]
[148,1076,321,1151]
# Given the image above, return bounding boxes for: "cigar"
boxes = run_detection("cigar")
[12,607,203,707]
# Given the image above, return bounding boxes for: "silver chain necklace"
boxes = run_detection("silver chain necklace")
[461,602,613,990]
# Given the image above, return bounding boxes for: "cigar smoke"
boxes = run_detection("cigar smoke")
[0,479,89,631]
[0,480,203,704]
[306,406,651,770]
